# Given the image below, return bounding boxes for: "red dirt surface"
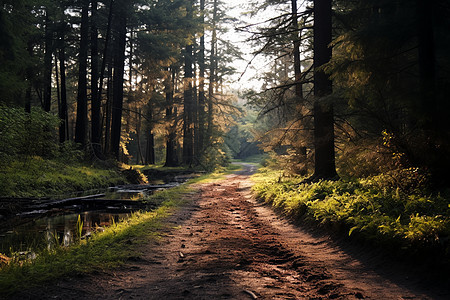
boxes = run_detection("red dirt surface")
[13,164,450,299]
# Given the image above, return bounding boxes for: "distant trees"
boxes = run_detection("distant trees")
[0,0,239,170]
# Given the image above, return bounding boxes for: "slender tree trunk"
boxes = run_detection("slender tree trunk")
[55,53,61,131]
[58,39,68,143]
[75,0,89,146]
[110,9,127,159]
[104,65,113,153]
[145,132,155,165]
[145,107,155,165]
[91,0,102,157]
[136,108,145,164]
[183,42,194,166]
[193,43,199,159]
[312,0,337,180]
[291,0,303,99]
[164,68,179,167]
[207,0,218,143]
[182,0,194,166]
[43,14,53,112]
[198,0,206,155]
[98,0,114,117]
[25,41,34,113]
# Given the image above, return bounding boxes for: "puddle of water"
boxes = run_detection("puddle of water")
[0,178,191,258]
[0,210,130,255]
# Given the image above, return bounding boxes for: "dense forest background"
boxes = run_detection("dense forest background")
[1,0,450,188]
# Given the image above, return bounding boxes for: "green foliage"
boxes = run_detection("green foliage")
[0,157,126,198]
[0,105,60,160]
[252,167,450,259]
[121,167,148,184]
[198,139,231,172]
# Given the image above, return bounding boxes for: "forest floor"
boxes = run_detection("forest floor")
[12,164,450,299]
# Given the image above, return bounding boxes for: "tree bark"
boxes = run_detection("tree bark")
[57,25,68,143]
[198,0,206,156]
[312,0,338,180]
[98,0,114,123]
[43,14,53,112]
[25,41,34,113]
[291,0,303,99]
[74,0,89,146]
[91,0,102,157]
[104,64,113,154]
[110,8,127,159]
[182,42,194,166]
[145,107,155,165]
[164,67,179,167]
[207,0,218,144]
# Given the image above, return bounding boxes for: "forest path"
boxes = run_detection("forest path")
[20,163,447,299]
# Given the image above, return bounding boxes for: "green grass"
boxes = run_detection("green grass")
[0,164,238,296]
[252,167,450,262]
[0,156,127,198]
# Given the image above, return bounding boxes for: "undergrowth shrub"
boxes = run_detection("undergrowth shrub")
[0,105,59,160]
[252,168,450,260]
[200,142,231,172]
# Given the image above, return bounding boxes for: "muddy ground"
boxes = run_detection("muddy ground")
[13,164,450,299]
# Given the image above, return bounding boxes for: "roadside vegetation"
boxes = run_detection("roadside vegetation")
[252,166,450,268]
[0,167,235,296]
[0,106,130,198]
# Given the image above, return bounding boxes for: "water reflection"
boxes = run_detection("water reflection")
[0,210,129,255]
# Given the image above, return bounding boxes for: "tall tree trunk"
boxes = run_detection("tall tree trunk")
[312,0,337,180]
[164,67,179,167]
[75,0,89,146]
[110,9,127,159]
[91,0,102,157]
[145,131,155,165]
[193,43,199,159]
[25,41,34,113]
[55,53,61,128]
[43,14,53,112]
[58,37,68,143]
[104,64,113,153]
[198,0,206,155]
[183,42,194,166]
[291,0,303,99]
[135,108,144,164]
[98,0,114,123]
[207,0,218,143]
[182,0,194,166]
[145,107,155,165]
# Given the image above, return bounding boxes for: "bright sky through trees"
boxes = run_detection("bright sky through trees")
[222,0,268,92]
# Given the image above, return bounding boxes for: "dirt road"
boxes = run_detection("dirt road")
[19,164,449,299]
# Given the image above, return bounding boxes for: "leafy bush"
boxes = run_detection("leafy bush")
[0,105,60,160]
[199,141,231,172]
[252,168,450,260]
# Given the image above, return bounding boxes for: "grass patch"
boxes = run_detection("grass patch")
[0,156,127,198]
[252,167,450,264]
